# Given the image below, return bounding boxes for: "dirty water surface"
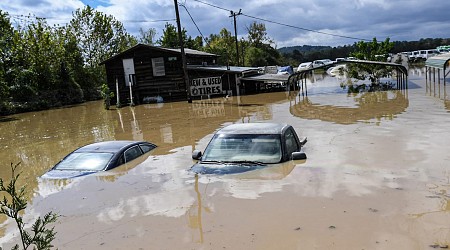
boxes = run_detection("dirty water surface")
[0,67,449,249]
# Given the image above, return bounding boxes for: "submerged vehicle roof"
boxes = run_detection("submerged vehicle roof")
[216,123,290,135]
[74,140,148,153]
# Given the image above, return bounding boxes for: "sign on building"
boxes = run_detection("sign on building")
[122,58,135,86]
[190,77,223,96]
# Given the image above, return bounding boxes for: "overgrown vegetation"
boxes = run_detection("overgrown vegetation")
[0,162,58,250]
[346,38,394,84]
[100,83,114,110]
[0,8,135,115]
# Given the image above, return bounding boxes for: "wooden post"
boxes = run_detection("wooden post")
[174,0,191,103]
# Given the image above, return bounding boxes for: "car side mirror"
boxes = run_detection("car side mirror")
[292,151,307,160]
[299,137,307,146]
[192,150,202,160]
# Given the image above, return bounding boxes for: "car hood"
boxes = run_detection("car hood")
[41,169,98,179]
[190,162,267,175]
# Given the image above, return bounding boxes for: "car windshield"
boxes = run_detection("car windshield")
[54,152,114,171]
[202,134,282,164]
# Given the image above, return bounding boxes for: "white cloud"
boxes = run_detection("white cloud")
[1,0,449,47]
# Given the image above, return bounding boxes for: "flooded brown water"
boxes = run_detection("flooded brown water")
[0,67,449,249]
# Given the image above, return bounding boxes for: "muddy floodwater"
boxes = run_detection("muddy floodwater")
[0,67,449,249]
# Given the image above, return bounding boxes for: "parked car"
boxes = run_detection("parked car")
[190,123,307,174]
[41,140,157,179]
[297,62,313,71]
[312,59,333,68]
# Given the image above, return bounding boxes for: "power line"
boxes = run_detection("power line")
[240,13,371,41]
[191,0,232,12]
[190,0,371,42]
[178,3,207,42]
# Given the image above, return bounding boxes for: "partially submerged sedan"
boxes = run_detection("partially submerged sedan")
[190,123,307,175]
[41,140,157,179]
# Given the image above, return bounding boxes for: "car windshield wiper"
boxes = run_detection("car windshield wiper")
[226,160,266,166]
[200,160,266,166]
[200,160,226,164]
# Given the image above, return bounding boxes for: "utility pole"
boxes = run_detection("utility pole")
[174,0,192,103]
[230,9,241,66]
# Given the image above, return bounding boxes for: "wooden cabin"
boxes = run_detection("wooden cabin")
[101,44,219,104]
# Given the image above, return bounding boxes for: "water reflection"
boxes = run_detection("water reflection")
[290,90,409,124]
[186,174,209,243]
[425,75,450,112]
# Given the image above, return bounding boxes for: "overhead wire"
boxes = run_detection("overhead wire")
[178,2,207,43]
[191,0,371,42]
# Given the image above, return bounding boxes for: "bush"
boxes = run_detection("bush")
[0,163,58,250]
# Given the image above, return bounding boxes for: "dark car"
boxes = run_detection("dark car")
[41,140,157,179]
[190,123,307,175]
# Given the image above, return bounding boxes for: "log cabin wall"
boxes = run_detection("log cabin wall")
[103,44,219,105]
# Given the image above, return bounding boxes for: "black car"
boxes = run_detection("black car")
[41,140,157,179]
[191,123,307,174]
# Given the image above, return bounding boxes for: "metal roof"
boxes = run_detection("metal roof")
[187,65,260,74]
[165,48,218,57]
[240,73,290,82]
[425,53,450,70]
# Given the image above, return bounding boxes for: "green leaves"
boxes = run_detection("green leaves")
[0,162,59,250]
[347,37,394,84]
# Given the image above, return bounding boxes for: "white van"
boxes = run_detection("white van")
[417,50,439,60]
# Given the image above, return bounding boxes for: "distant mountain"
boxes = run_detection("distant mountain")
[278,45,332,54]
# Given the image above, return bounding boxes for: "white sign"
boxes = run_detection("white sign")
[190,77,223,96]
[122,58,135,86]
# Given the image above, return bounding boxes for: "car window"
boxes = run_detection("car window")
[285,129,299,157]
[202,134,282,164]
[139,143,156,153]
[124,145,143,163]
[54,152,114,171]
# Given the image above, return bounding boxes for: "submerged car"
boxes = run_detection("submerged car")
[190,123,307,175]
[297,62,313,72]
[41,140,157,179]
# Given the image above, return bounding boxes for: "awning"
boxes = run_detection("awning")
[240,74,290,82]
[425,53,450,70]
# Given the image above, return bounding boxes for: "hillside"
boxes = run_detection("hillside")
[278,45,332,54]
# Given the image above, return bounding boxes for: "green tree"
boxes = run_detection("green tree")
[67,6,135,68]
[244,22,282,66]
[347,37,394,83]
[67,6,136,100]
[0,10,14,110]
[157,23,181,48]
[138,27,157,45]
[247,22,272,48]
[157,23,202,50]
[204,28,236,65]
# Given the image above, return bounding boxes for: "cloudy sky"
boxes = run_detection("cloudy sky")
[1,0,449,48]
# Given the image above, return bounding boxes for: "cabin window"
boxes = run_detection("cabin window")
[152,57,166,76]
